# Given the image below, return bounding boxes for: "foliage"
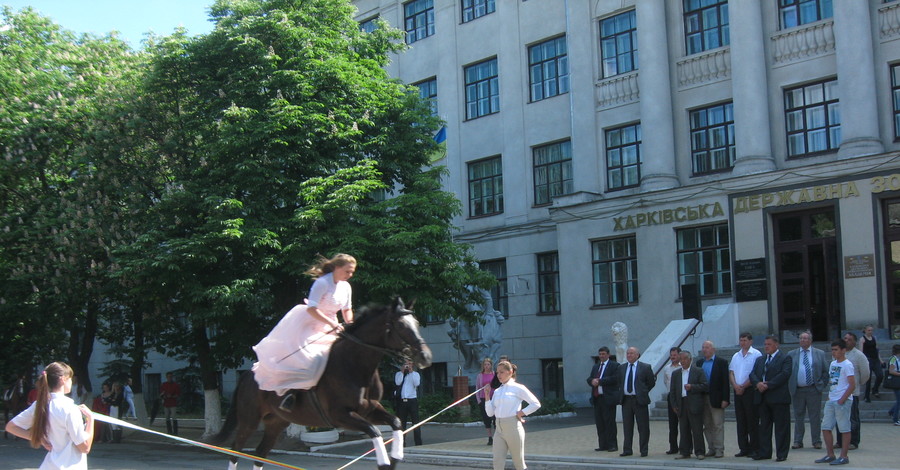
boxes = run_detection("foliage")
[531,397,576,416]
[418,391,462,423]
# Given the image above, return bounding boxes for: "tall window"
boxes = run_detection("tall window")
[468,156,503,217]
[416,77,438,116]
[684,0,730,55]
[529,36,569,102]
[537,252,560,314]
[465,58,500,119]
[359,16,379,33]
[785,79,841,157]
[892,64,900,140]
[600,10,637,78]
[481,259,508,318]
[419,362,447,394]
[780,0,833,29]
[690,102,735,175]
[592,236,638,306]
[462,0,495,23]
[533,140,573,206]
[541,359,564,399]
[677,224,731,297]
[606,123,642,191]
[404,0,434,44]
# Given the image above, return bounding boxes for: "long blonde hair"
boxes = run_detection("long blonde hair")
[29,362,74,449]
[305,253,357,279]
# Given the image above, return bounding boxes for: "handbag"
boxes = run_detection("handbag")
[885,356,900,390]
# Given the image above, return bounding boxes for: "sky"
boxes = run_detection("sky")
[2,0,215,48]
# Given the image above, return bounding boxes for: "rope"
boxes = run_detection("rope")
[334,385,486,470]
[91,413,309,470]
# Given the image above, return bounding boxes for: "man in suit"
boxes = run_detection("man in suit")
[787,330,829,450]
[586,346,620,452]
[696,340,730,458]
[669,350,709,460]
[749,334,793,462]
[617,346,656,457]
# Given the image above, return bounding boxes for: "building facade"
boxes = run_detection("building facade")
[351,0,900,405]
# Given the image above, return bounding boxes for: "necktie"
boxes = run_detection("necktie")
[764,354,772,381]
[627,364,634,394]
[594,362,605,397]
[803,350,813,386]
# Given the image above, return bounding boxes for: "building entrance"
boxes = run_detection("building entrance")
[773,207,841,341]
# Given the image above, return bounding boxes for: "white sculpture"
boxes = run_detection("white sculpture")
[612,321,628,362]
[448,287,505,379]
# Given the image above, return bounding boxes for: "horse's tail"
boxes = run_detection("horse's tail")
[209,371,246,445]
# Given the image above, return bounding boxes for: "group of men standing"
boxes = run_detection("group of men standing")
[588,330,871,463]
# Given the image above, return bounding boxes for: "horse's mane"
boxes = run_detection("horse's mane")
[342,302,391,335]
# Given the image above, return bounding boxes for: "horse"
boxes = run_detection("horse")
[212,298,432,470]
[3,376,27,439]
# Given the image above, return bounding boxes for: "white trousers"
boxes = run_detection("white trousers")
[493,416,527,470]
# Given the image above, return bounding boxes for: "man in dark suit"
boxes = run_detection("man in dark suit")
[695,340,730,458]
[617,346,656,457]
[749,334,793,462]
[586,346,620,452]
[669,350,708,460]
[787,331,828,450]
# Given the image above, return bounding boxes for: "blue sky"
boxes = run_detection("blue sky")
[2,0,215,48]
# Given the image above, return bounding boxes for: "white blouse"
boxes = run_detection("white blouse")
[11,392,89,470]
[485,379,541,419]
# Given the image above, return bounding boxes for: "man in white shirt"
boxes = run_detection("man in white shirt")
[787,331,828,450]
[662,347,682,454]
[815,339,855,466]
[729,332,761,457]
[836,332,869,450]
[394,360,422,446]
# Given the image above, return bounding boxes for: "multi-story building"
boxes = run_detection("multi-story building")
[352,0,900,405]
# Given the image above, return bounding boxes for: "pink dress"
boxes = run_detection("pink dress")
[252,273,352,394]
[476,373,494,403]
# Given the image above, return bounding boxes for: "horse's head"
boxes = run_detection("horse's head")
[386,297,432,369]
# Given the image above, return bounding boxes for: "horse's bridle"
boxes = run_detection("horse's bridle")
[338,313,421,362]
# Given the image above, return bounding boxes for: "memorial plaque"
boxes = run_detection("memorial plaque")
[844,254,874,279]
[735,258,766,281]
[735,279,767,302]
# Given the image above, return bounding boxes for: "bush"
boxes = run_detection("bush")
[532,397,575,416]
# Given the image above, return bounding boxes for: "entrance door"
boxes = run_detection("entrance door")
[773,208,840,340]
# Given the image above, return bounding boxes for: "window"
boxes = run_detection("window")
[419,362,447,394]
[541,359,564,399]
[892,64,900,140]
[779,0,833,29]
[690,102,735,174]
[404,0,434,44]
[533,140,573,205]
[480,259,508,319]
[465,58,500,119]
[416,77,438,116]
[784,79,841,157]
[529,36,569,102]
[684,0,729,55]
[359,16,379,33]
[600,10,638,78]
[592,236,638,306]
[677,224,731,297]
[537,252,560,314]
[606,123,642,190]
[462,0,495,23]
[468,156,503,217]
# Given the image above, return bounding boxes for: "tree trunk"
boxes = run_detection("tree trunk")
[193,321,222,437]
[129,307,149,426]
[67,302,98,396]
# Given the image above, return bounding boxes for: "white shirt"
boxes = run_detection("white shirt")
[729,346,761,385]
[844,348,870,396]
[796,347,812,387]
[11,392,89,470]
[828,359,855,402]
[680,367,691,397]
[623,362,637,395]
[394,371,420,399]
[663,362,680,391]
[307,273,352,315]
[485,379,541,419]
[595,361,608,394]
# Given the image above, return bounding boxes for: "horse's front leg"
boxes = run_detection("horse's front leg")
[333,410,399,469]
[365,404,407,464]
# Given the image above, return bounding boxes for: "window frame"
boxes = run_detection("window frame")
[537,252,561,315]
[528,36,570,102]
[462,0,496,23]
[541,358,565,399]
[533,140,573,206]
[683,0,730,55]
[784,79,841,158]
[414,77,438,116]
[591,236,639,307]
[599,10,638,79]
[892,63,900,141]
[464,57,500,120]
[605,123,642,191]
[480,259,509,319]
[779,0,833,29]
[690,101,735,175]
[359,16,379,33]
[467,155,504,218]
[404,0,435,45]
[676,223,732,298]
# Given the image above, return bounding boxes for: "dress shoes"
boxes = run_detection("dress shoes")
[776,456,788,462]
[792,442,804,449]
[715,451,724,458]
[666,449,679,455]
[813,442,822,449]
[734,451,751,457]
[705,450,716,457]
[752,455,771,460]
[697,454,705,460]
[640,452,648,457]
[674,454,692,459]
[619,451,633,457]
[594,447,604,452]
[607,447,618,452]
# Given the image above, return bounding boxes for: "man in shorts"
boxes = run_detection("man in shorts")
[815,339,856,466]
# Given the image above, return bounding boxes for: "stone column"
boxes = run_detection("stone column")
[636,0,679,191]
[833,1,884,159]
[729,0,776,175]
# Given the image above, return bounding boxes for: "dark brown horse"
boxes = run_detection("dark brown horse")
[3,376,27,439]
[212,298,431,470]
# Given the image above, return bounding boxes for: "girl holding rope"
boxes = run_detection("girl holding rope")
[5,362,95,470]
[486,360,541,470]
